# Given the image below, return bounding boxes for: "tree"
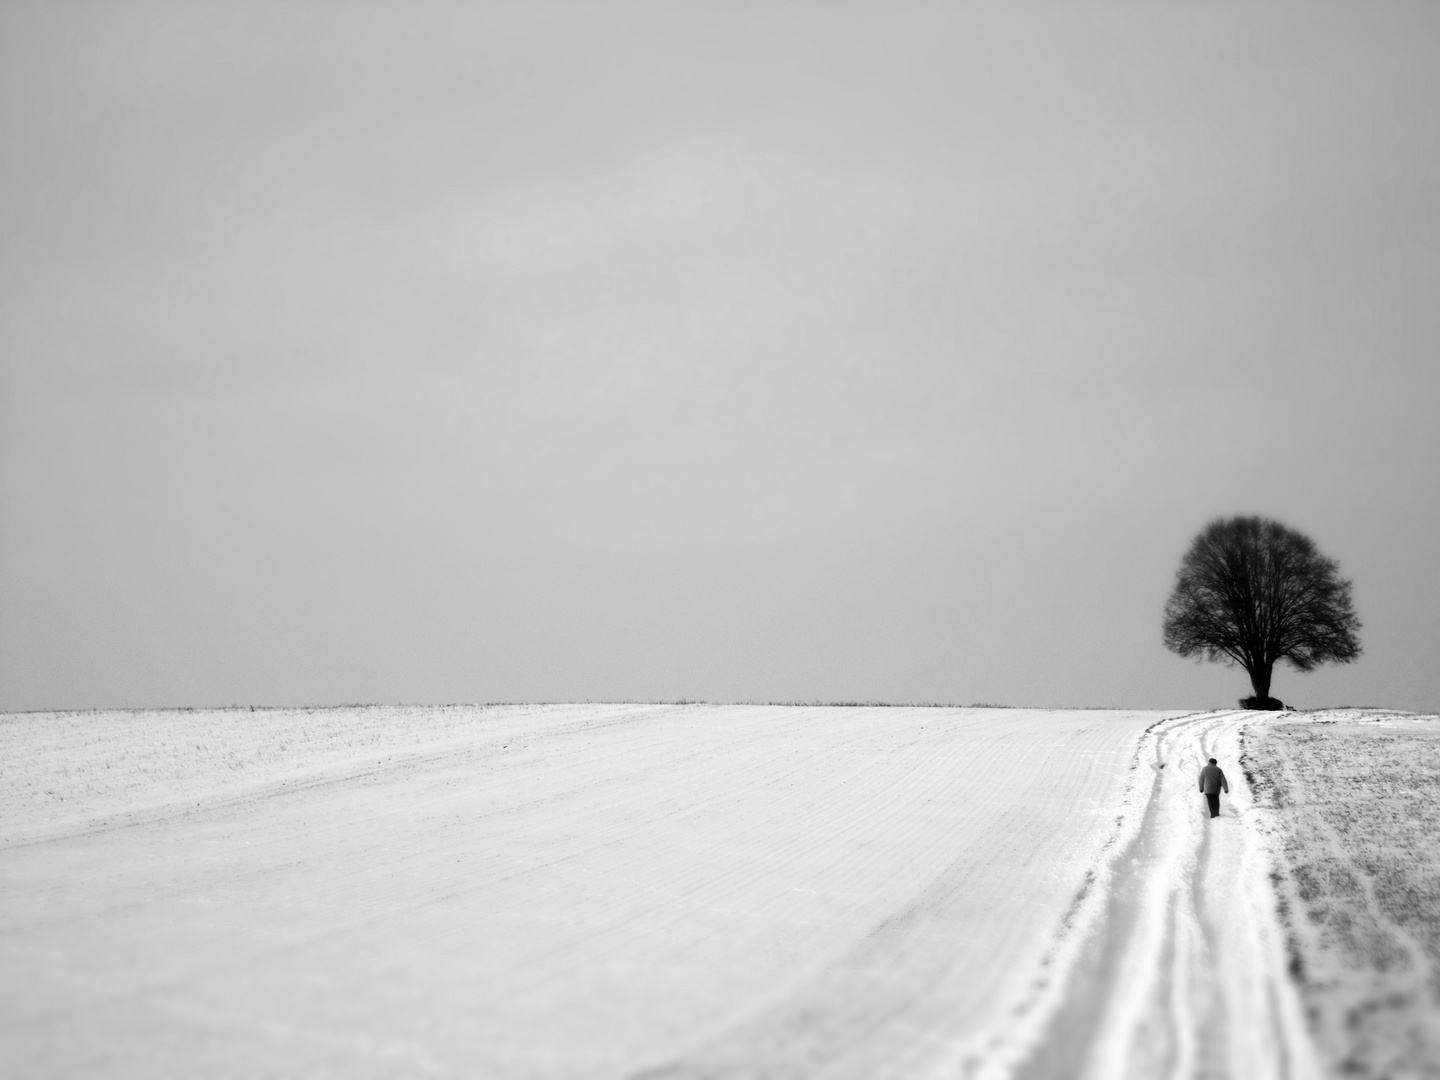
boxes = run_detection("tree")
[1162,516,1361,708]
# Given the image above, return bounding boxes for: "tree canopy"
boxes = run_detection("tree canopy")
[1162,516,1361,707]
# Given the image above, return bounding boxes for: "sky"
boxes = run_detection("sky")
[2,3,1438,713]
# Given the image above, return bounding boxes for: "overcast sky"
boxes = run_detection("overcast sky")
[3,3,1437,713]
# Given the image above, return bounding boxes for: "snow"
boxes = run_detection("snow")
[1245,710,1440,1079]
[1012,710,1324,1080]
[1,704,1331,1077]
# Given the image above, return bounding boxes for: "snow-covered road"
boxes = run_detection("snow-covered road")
[1016,710,1323,1080]
[0,705,1320,1077]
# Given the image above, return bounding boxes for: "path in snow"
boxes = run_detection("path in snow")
[1016,710,1322,1080]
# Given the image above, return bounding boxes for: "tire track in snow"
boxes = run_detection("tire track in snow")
[1015,711,1323,1080]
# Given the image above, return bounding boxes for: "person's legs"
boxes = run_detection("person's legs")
[1206,792,1220,817]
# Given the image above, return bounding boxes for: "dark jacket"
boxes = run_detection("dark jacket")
[1199,764,1229,795]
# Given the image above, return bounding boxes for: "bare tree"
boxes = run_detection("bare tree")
[1163,516,1361,708]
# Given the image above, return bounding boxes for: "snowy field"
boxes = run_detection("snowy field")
[1246,711,1440,1080]
[0,703,1400,1078]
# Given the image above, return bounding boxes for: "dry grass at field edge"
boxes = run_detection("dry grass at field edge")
[1243,710,1440,1080]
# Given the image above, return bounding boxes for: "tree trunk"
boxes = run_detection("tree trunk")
[1248,662,1273,701]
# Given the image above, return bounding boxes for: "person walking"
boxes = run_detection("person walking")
[1199,757,1229,818]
